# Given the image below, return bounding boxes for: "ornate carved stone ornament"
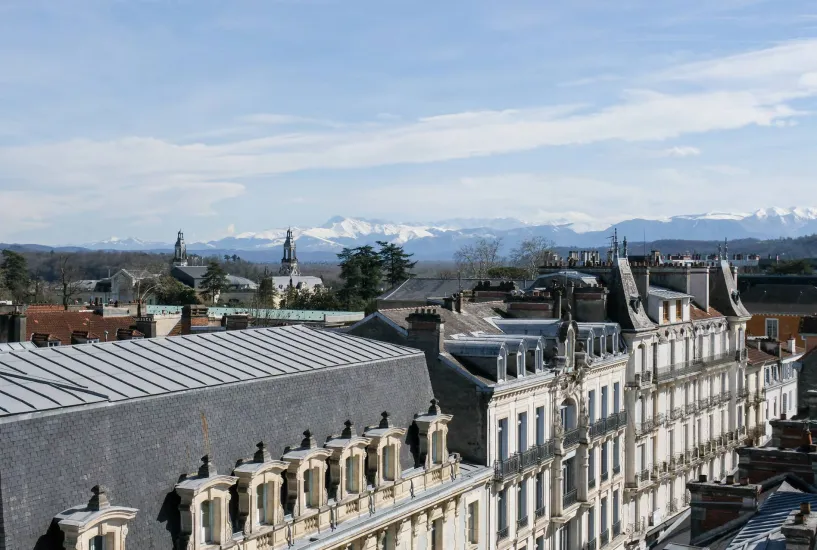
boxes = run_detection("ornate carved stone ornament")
[630,295,642,313]
[731,289,741,303]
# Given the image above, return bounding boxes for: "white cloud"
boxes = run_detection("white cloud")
[658,146,702,157]
[3,38,817,238]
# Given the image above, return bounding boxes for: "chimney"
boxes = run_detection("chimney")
[406,308,445,366]
[782,505,817,550]
[8,310,26,343]
[633,266,650,303]
[181,305,209,335]
[553,289,562,319]
[135,314,158,339]
[789,337,797,354]
[687,476,760,542]
[455,292,464,314]
[224,314,250,331]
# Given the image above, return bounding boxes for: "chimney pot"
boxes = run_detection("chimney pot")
[741,478,749,485]
[795,513,805,525]
[699,474,708,483]
[801,502,812,515]
[726,475,735,485]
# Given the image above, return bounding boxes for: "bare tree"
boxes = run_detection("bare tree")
[509,237,557,279]
[58,254,82,309]
[453,237,503,278]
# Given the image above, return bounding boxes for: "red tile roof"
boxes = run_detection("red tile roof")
[25,310,136,345]
[747,346,778,365]
[690,305,725,320]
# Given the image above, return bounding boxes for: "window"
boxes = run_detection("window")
[676,300,683,321]
[613,490,620,527]
[611,384,618,415]
[518,412,528,453]
[256,483,269,525]
[201,499,214,543]
[588,390,596,423]
[536,535,545,550]
[431,430,443,464]
[721,373,727,393]
[601,496,608,533]
[766,318,779,340]
[498,418,509,461]
[536,406,545,445]
[345,456,359,493]
[738,405,744,428]
[663,301,670,322]
[498,488,508,531]
[467,501,479,544]
[765,368,771,386]
[304,468,320,508]
[536,471,545,513]
[588,447,595,485]
[382,444,395,481]
[89,536,106,550]
[558,524,570,550]
[430,518,442,550]
[602,441,609,476]
[588,503,596,541]
[613,437,620,471]
[518,480,528,522]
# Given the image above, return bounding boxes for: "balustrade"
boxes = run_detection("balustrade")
[563,488,578,508]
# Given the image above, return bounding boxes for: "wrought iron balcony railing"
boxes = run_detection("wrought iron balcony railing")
[613,521,622,536]
[497,526,509,543]
[535,506,547,519]
[493,440,556,481]
[670,407,684,421]
[563,488,578,508]
[738,387,750,399]
[613,463,621,476]
[685,402,698,416]
[589,476,597,489]
[564,428,581,448]
[583,538,598,550]
[517,516,529,530]
[600,529,610,547]
[589,411,627,440]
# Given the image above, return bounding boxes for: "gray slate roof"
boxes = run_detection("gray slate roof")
[649,285,692,300]
[742,284,817,314]
[0,325,420,417]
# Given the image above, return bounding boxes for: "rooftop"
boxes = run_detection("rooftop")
[0,324,420,417]
[650,285,693,300]
[374,302,507,337]
[378,277,530,302]
[24,309,137,345]
[741,284,817,315]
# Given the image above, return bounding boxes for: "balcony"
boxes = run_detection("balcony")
[535,506,547,520]
[563,488,578,508]
[517,516,529,531]
[738,387,750,399]
[589,412,626,440]
[737,348,748,362]
[702,350,739,367]
[564,428,581,448]
[685,402,698,416]
[493,440,555,482]
[668,499,678,515]
[497,526,509,543]
[627,518,646,539]
[653,460,671,480]
[602,469,610,482]
[722,390,732,402]
[698,397,711,410]
[613,463,621,476]
[583,538,598,550]
[670,407,684,421]
[600,529,610,547]
[636,417,657,437]
[589,476,597,489]
[656,359,704,383]
[630,371,653,388]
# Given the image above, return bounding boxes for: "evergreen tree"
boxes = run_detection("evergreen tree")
[337,246,383,310]
[200,261,228,304]
[1,249,30,303]
[376,241,417,287]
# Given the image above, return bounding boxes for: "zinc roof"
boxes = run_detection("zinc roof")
[0,325,420,418]
[649,285,693,300]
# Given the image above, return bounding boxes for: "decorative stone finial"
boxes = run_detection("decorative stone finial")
[254,441,272,463]
[342,420,356,438]
[198,455,217,478]
[428,399,441,415]
[379,411,392,429]
[301,429,317,449]
[87,485,110,511]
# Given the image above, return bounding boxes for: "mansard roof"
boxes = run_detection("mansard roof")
[607,258,655,332]
[0,324,421,417]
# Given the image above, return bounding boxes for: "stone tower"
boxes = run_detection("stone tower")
[173,230,188,267]
[279,228,300,276]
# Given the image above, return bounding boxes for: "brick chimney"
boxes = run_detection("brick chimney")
[181,305,209,335]
[406,308,444,365]
[135,315,157,339]
[688,475,760,542]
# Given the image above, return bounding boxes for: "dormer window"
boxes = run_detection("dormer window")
[55,485,137,550]
[413,400,453,470]
[282,430,332,518]
[325,421,371,501]
[234,442,287,533]
[174,455,238,548]
[364,412,406,487]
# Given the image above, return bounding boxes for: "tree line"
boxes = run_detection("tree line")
[452,236,556,280]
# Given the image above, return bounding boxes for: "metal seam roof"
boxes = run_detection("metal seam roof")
[0,325,421,418]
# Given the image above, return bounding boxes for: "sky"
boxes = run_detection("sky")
[1,0,817,244]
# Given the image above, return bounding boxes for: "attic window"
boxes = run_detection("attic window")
[55,485,138,550]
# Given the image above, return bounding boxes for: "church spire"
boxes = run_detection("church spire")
[173,229,188,267]
[279,227,300,276]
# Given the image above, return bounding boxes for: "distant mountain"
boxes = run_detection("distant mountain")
[69,208,817,260]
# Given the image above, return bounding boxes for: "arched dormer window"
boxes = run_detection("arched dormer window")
[497,348,508,382]
[413,400,453,469]
[281,431,332,518]
[233,442,288,534]
[324,420,371,501]
[175,456,238,548]
[56,486,137,550]
[364,412,407,486]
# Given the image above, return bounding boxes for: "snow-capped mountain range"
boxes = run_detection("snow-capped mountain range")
[78,207,817,260]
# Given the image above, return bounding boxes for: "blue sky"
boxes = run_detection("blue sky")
[1,0,817,244]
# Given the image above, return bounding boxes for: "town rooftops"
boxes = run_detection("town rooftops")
[529,270,599,289]
[25,309,137,346]
[378,277,531,303]
[0,324,421,417]
[372,302,507,337]
[145,305,363,324]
